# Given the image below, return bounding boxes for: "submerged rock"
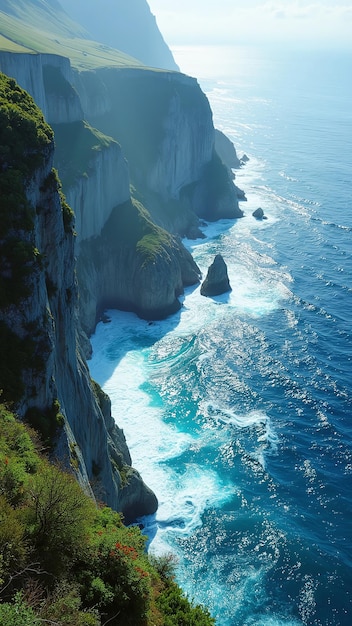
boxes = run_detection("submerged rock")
[200,254,231,297]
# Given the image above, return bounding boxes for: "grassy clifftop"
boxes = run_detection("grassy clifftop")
[0,0,145,69]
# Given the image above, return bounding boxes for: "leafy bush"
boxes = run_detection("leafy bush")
[40,582,99,626]
[23,463,95,575]
[157,580,216,626]
[0,496,27,583]
[0,592,40,626]
[78,507,153,625]
[0,406,216,625]
[0,405,38,501]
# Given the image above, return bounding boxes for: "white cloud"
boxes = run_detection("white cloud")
[147,0,352,49]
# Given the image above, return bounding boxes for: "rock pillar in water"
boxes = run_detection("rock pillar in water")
[200,254,231,297]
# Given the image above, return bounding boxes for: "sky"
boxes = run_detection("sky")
[147,1,352,50]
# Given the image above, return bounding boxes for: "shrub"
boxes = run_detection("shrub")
[0,592,40,626]
[0,496,27,585]
[0,405,38,502]
[60,189,75,233]
[78,507,153,625]
[149,553,177,581]
[23,463,96,575]
[40,582,100,626]
[157,580,216,626]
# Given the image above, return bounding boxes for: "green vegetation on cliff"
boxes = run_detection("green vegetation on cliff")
[103,196,172,267]
[0,71,53,174]
[0,72,72,402]
[52,119,117,188]
[0,406,215,625]
[0,0,145,69]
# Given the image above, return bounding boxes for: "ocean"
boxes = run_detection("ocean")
[89,45,352,625]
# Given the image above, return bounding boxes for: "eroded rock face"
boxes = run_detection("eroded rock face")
[74,67,244,234]
[0,52,83,124]
[64,141,130,245]
[77,202,201,335]
[200,254,231,297]
[0,75,157,521]
[214,129,241,169]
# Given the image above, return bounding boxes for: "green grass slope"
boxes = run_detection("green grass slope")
[0,405,215,626]
[0,0,145,69]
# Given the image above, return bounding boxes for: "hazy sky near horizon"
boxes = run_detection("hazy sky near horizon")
[147,1,352,50]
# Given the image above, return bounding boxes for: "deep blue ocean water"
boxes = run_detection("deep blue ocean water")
[89,46,352,625]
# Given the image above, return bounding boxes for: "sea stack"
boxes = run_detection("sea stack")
[200,254,231,297]
[252,207,267,220]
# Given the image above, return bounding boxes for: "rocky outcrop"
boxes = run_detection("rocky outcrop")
[215,129,241,169]
[0,74,157,522]
[252,207,267,220]
[77,201,201,335]
[200,254,231,297]
[214,129,247,202]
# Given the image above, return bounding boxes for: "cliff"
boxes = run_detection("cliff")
[59,0,180,71]
[51,120,131,243]
[77,199,201,334]
[0,0,245,521]
[74,66,244,234]
[0,73,157,522]
[215,129,242,169]
[0,0,244,323]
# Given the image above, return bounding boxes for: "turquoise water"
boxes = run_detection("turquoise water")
[89,47,352,625]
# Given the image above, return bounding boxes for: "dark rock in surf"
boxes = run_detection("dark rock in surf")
[200,254,231,297]
[252,207,267,220]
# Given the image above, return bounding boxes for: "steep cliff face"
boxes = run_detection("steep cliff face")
[51,120,130,244]
[77,199,201,335]
[0,45,242,302]
[0,73,157,522]
[0,52,82,123]
[59,0,179,71]
[74,67,243,235]
[67,143,130,244]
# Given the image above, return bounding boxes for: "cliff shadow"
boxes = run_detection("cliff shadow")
[88,304,185,389]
